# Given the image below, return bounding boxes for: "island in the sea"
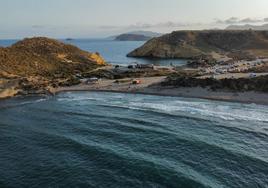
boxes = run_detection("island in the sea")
[111,31,163,41]
[1,31,268,104]
[115,34,153,41]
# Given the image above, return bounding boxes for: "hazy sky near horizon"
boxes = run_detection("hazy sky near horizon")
[1,0,268,39]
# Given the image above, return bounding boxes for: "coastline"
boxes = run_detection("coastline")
[54,88,268,105]
[53,77,268,105]
[1,76,268,105]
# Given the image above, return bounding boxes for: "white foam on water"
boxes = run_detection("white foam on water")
[57,97,97,102]
[125,100,268,123]
[58,92,268,123]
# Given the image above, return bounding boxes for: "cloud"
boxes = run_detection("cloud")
[215,17,264,24]
[128,18,268,32]
[97,21,196,32]
[155,22,190,28]
[240,18,262,23]
[215,17,238,24]
[127,21,202,30]
[98,25,122,30]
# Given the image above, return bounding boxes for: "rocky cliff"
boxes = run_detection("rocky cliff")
[127,30,268,59]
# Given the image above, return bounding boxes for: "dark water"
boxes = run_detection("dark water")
[0,39,187,66]
[0,92,268,188]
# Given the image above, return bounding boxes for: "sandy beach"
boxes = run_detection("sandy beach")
[54,76,268,105]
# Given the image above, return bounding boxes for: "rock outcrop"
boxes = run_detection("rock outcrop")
[127,30,268,59]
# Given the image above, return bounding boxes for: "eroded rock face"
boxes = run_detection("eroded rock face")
[88,52,106,65]
[128,30,268,59]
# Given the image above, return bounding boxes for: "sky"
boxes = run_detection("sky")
[0,0,268,39]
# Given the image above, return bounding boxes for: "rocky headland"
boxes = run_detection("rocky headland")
[127,30,268,60]
[0,37,106,98]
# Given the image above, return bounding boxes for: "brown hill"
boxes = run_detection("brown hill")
[0,37,106,98]
[0,37,106,78]
[127,30,268,59]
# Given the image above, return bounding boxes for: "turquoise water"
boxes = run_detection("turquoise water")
[0,92,268,187]
[0,39,187,66]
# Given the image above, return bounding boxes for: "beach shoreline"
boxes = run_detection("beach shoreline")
[1,76,268,105]
[54,88,268,105]
[53,77,268,105]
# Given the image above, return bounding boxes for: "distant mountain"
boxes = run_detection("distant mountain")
[107,31,163,41]
[115,34,152,41]
[126,31,163,38]
[226,24,268,30]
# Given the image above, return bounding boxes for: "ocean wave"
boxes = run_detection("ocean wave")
[57,92,268,122]
[0,97,48,109]
[2,92,268,187]
[125,101,268,123]
[37,132,222,187]
[37,129,268,187]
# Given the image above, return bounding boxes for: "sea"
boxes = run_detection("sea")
[0,39,187,66]
[0,39,268,188]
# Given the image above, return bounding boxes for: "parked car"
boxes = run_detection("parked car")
[85,77,99,84]
[249,73,257,78]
